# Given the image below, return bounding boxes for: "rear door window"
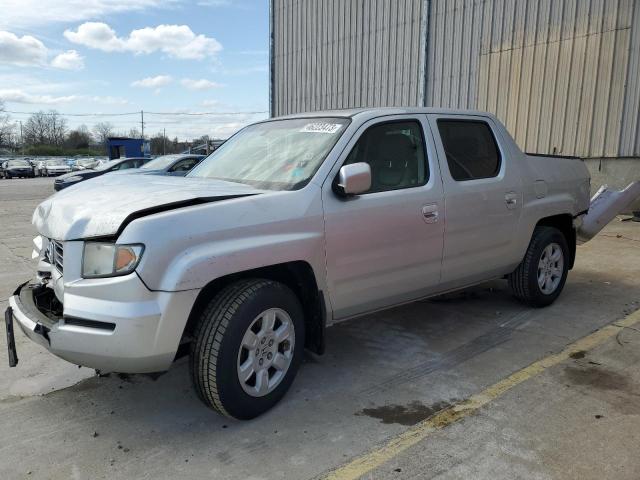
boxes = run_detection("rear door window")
[437,120,501,181]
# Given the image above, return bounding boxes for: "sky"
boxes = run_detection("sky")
[0,0,270,140]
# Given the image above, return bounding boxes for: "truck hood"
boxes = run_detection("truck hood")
[34,174,264,240]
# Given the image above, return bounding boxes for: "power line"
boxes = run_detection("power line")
[4,110,140,117]
[145,111,268,116]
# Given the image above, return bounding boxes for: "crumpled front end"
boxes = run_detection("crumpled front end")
[6,233,199,373]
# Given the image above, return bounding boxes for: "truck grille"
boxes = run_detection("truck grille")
[46,239,64,273]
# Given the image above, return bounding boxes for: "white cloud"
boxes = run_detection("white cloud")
[0,31,47,67]
[181,78,224,90]
[0,88,128,106]
[131,75,173,88]
[0,1,176,30]
[50,50,84,70]
[65,22,223,60]
[0,32,86,70]
[0,89,78,104]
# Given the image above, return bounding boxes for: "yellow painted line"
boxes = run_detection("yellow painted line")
[323,308,640,480]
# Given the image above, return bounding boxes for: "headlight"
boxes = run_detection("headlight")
[82,242,144,278]
[65,175,83,182]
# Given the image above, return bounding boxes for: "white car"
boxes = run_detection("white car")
[9,107,607,420]
[41,159,71,176]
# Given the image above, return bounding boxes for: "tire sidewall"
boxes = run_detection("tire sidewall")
[215,281,305,420]
[527,228,569,306]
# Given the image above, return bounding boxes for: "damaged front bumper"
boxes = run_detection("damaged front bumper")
[8,282,57,351]
[6,276,199,373]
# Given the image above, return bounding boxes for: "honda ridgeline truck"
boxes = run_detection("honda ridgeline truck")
[6,108,591,419]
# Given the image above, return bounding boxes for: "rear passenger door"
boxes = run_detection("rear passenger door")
[427,114,523,289]
[322,116,445,319]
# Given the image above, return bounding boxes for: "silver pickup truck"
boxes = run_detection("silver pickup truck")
[6,108,592,419]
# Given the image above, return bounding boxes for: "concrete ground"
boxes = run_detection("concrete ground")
[0,177,639,480]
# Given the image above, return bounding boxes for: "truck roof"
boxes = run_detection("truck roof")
[275,107,497,120]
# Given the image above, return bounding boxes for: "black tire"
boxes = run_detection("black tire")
[190,279,305,419]
[509,226,570,308]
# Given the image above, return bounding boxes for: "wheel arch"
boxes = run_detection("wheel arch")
[183,261,327,355]
[535,213,576,269]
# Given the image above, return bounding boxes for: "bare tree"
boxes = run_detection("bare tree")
[128,127,141,139]
[93,122,114,152]
[47,110,67,145]
[66,124,93,149]
[0,100,15,147]
[23,111,49,145]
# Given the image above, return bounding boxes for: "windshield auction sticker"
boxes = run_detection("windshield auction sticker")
[300,123,343,134]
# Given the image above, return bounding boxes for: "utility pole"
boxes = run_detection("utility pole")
[19,121,23,154]
[163,128,166,155]
[140,110,145,139]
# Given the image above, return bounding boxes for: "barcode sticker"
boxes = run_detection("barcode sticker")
[300,123,342,134]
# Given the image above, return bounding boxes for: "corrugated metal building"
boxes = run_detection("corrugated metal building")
[270,0,640,193]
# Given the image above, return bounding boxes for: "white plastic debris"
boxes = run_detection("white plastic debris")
[577,181,640,243]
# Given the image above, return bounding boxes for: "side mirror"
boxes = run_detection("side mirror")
[334,162,371,197]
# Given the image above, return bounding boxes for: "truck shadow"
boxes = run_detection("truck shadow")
[3,270,638,476]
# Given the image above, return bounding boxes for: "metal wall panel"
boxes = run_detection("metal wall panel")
[425,0,639,157]
[270,0,426,117]
[271,0,639,157]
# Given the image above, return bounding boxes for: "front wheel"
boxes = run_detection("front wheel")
[190,279,305,419]
[508,226,569,307]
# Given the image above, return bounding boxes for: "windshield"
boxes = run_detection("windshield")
[141,155,177,170]
[188,117,350,190]
[96,159,124,171]
[46,159,66,166]
[8,160,30,167]
[77,158,94,166]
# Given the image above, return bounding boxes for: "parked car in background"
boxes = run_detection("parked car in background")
[2,159,35,178]
[116,154,205,177]
[54,156,151,191]
[73,158,98,171]
[41,159,71,177]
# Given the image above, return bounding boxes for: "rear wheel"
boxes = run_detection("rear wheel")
[190,279,305,419]
[509,226,569,307]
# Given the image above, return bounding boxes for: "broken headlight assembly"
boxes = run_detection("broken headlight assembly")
[82,242,144,278]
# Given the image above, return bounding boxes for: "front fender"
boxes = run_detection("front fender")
[152,231,327,292]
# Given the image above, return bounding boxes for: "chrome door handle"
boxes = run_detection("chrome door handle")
[422,204,439,223]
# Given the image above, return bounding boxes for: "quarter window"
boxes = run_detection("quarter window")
[344,121,428,193]
[437,120,501,181]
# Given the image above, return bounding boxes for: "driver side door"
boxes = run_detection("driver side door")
[322,115,445,320]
